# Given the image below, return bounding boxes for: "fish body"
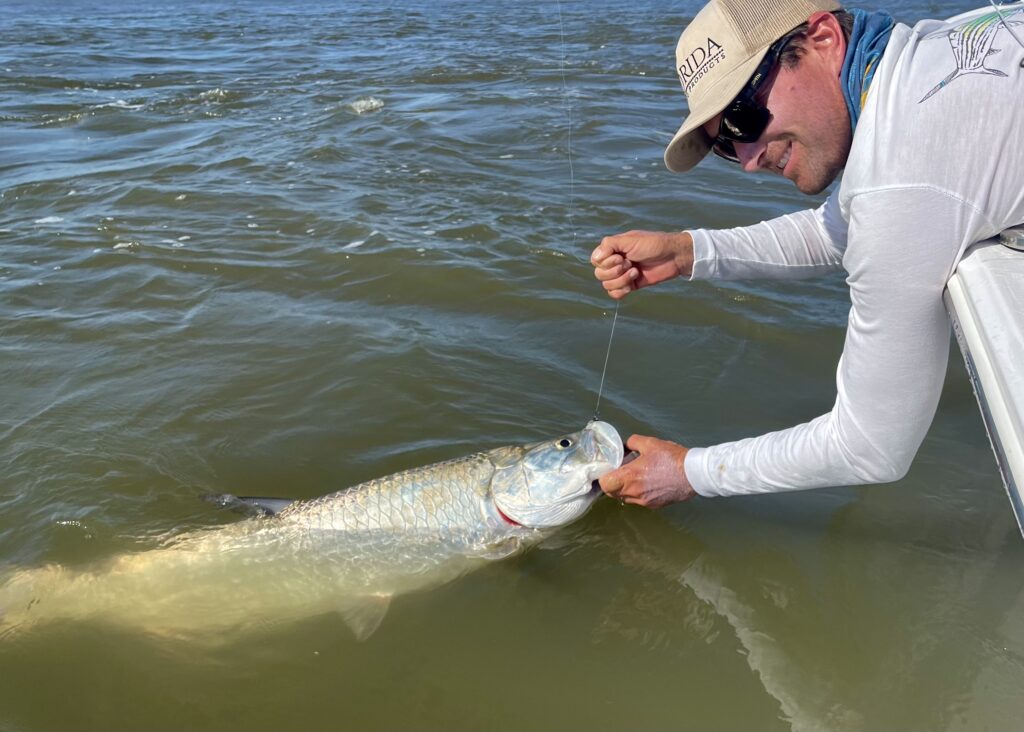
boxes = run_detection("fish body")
[0,421,622,640]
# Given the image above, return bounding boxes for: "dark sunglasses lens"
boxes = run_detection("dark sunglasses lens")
[712,138,738,163]
[719,101,771,143]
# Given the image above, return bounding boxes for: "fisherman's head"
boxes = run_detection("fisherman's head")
[665,0,853,194]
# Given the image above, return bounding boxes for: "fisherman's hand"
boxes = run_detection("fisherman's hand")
[598,434,695,508]
[591,230,694,300]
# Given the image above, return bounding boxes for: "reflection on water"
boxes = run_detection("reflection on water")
[588,499,1024,732]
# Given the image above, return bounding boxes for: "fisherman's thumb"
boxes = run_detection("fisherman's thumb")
[598,467,626,497]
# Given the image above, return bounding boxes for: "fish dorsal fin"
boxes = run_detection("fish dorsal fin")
[206,493,295,517]
[337,594,392,641]
[237,496,295,516]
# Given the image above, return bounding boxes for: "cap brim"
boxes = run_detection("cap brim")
[663,50,768,173]
[663,118,715,174]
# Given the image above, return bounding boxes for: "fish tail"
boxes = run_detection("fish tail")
[981,58,1009,77]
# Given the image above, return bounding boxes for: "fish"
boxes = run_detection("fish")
[920,9,1024,103]
[0,420,622,641]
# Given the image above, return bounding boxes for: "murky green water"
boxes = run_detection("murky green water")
[2,1,1022,730]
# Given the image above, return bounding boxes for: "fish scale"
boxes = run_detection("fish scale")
[285,453,502,537]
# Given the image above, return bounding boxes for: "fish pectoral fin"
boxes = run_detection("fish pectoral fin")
[476,536,525,561]
[337,594,392,641]
[204,493,295,517]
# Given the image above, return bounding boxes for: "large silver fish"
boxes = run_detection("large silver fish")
[0,421,622,641]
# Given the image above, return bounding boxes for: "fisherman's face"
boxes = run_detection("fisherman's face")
[703,12,851,195]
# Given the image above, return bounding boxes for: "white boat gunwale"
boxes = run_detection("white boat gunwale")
[944,237,1024,537]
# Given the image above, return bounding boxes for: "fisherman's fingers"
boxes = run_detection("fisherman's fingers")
[620,435,695,508]
[600,464,646,501]
[605,281,636,300]
[593,257,639,300]
[624,433,659,454]
[597,466,625,497]
[591,234,636,266]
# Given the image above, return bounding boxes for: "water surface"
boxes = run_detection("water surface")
[1,1,1022,730]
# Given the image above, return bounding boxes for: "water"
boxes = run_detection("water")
[1,1,1022,730]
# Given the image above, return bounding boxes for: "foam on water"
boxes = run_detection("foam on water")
[95,99,145,110]
[349,96,384,115]
[196,88,233,102]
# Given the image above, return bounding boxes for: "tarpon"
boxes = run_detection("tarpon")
[0,421,623,641]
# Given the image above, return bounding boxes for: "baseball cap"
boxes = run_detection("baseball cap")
[664,0,840,173]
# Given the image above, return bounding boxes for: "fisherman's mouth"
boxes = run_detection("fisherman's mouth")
[775,144,792,173]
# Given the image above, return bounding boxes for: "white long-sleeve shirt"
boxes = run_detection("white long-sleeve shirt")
[684,6,1024,497]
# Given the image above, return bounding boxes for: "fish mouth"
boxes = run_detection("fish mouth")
[584,420,623,497]
[584,420,624,475]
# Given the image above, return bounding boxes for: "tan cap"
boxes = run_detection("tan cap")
[664,0,840,173]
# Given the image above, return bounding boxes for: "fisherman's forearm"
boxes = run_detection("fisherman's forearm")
[689,199,847,281]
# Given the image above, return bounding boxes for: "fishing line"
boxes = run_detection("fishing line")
[593,302,619,420]
[555,0,621,421]
[555,0,576,248]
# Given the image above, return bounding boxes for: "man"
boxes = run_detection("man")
[593,0,1024,505]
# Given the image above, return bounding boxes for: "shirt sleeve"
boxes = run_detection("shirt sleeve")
[689,189,849,280]
[686,186,986,497]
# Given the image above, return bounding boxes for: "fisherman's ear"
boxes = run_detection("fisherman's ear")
[802,11,847,68]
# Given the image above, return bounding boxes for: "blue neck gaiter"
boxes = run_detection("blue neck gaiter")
[840,9,895,131]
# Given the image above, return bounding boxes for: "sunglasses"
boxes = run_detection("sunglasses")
[711,33,797,163]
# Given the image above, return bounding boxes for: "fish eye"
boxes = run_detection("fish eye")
[556,438,573,449]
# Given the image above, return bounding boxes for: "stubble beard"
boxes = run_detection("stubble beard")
[795,130,852,195]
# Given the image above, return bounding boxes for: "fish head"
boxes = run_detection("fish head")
[490,421,623,529]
